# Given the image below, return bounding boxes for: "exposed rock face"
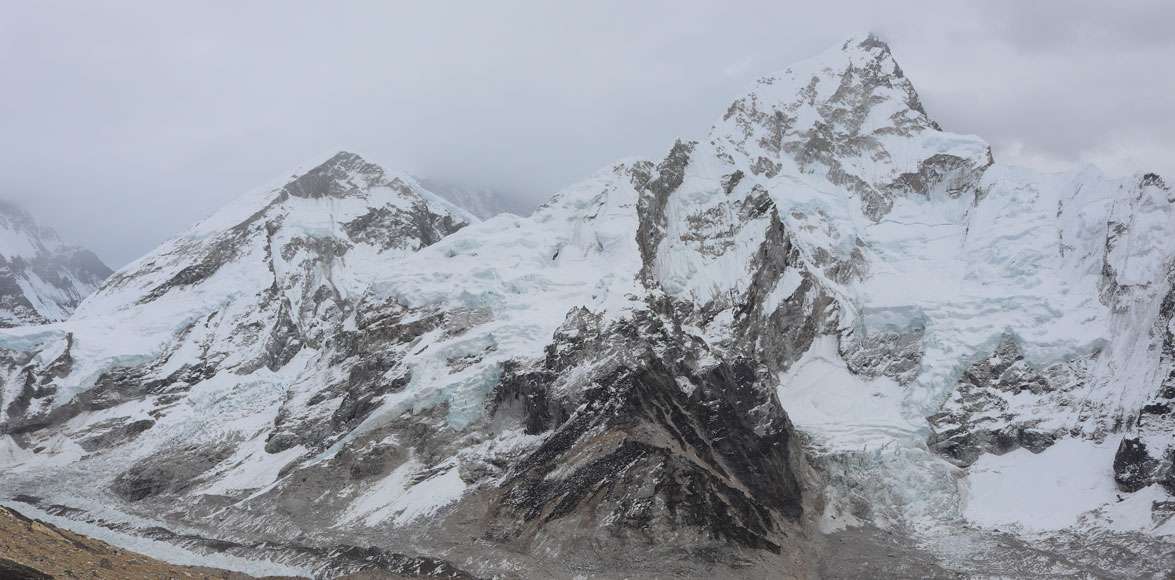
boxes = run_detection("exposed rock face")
[485,306,808,560]
[1112,264,1175,494]
[0,201,111,327]
[636,140,693,284]
[713,35,991,222]
[732,208,838,375]
[112,441,237,502]
[928,335,1080,466]
[0,35,1174,580]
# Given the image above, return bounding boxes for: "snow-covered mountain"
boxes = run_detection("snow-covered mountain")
[0,200,110,327]
[0,151,474,435]
[1,36,1172,579]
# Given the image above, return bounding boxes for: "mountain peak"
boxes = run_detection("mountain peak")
[320,150,377,173]
[0,200,111,326]
[709,34,990,219]
[789,33,926,118]
[842,32,890,54]
[0,199,36,226]
[716,34,932,145]
[280,150,388,199]
[84,148,473,314]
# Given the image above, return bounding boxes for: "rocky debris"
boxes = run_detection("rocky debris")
[318,546,479,580]
[3,500,485,579]
[112,442,237,501]
[818,526,962,580]
[75,417,155,451]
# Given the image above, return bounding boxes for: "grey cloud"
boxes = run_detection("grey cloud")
[2,1,1172,267]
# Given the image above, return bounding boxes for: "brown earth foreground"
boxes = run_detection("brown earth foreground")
[0,505,303,580]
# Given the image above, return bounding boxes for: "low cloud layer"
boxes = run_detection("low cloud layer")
[4,1,1172,267]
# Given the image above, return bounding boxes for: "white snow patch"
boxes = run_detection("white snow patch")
[340,455,468,527]
[1080,484,1175,536]
[763,269,803,313]
[780,338,925,455]
[963,437,1121,532]
[776,336,922,452]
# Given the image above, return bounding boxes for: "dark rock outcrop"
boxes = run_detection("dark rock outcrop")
[928,335,1076,466]
[484,306,809,563]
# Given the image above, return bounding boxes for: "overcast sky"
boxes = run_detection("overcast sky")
[3,1,1173,268]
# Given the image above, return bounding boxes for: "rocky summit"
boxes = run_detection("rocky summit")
[0,35,1173,579]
